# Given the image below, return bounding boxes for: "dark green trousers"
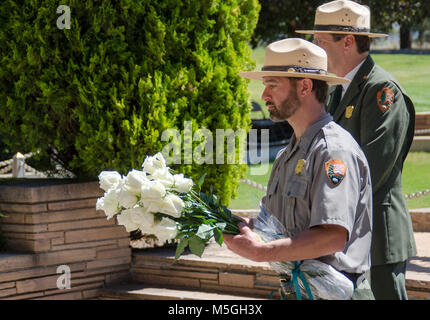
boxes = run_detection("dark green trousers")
[370,261,408,300]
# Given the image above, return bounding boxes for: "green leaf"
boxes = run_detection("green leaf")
[197,172,207,189]
[188,235,206,258]
[174,238,189,261]
[213,227,223,246]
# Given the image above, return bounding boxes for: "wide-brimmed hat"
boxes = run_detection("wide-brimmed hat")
[296,0,388,38]
[239,38,350,85]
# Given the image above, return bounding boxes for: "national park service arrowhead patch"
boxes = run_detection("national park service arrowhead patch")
[325,159,347,186]
[377,88,394,114]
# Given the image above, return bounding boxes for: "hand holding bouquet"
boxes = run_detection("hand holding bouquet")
[96,153,241,260]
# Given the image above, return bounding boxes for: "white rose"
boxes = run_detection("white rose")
[116,209,140,232]
[128,206,155,230]
[142,152,167,174]
[141,180,166,201]
[96,187,120,219]
[152,217,178,243]
[150,167,174,188]
[172,173,194,193]
[118,188,138,209]
[123,169,148,195]
[159,193,184,218]
[142,198,165,214]
[98,171,122,192]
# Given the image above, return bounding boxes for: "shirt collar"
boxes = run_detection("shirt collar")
[300,113,332,149]
[341,58,366,94]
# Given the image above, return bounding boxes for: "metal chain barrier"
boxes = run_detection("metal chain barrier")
[241,178,430,200]
[404,189,430,200]
[240,179,267,192]
[0,151,45,178]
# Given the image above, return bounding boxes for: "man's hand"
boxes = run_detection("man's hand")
[231,215,254,229]
[223,222,264,262]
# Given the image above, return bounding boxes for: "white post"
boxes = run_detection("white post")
[12,152,25,178]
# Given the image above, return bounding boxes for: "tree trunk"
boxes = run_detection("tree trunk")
[400,26,411,49]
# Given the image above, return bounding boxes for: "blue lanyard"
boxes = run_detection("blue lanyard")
[289,261,314,300]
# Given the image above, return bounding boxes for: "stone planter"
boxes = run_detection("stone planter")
[0,179,131,299]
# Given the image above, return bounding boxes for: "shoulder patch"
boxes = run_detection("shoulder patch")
[325,159,347,186]
[377,88,394,113]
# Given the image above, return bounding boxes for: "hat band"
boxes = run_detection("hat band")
[313,24,371,33]
[261,65,328,75]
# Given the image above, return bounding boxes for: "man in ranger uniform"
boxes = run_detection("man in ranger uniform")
[296,0,417,299]
[224,38,375,299]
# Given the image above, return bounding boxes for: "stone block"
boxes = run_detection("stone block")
[52,239,118,251]
[0,282,15,290]
[26,207,103,224]
[96,247,131,260]
[0,181,102,204]
[48,217,114,232]
[47,198,97,212]
[65,226,128,244]
[86,256,131,270]
[219,272,255,288]
[0,253,38,272]
[133,273,201,289]
[36,291,83,300]
[0,203,48,214]
[1,223,48,233]
[410,209,430,232]
[0,262,85,282]
[34,248,97,266]
[0,212,25,224]
[16,274,59,294]
[0,287,17,298]
[4,238,51,253]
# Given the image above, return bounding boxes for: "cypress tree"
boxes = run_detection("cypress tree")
[0,0,260,204]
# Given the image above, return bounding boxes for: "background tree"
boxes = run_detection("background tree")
[251,0,430,49]
[0,0,260,205]
[250,0,325,48]
[361,0,430,49]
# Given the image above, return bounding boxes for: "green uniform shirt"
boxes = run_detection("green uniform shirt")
[326,55,417,265]
[261,114,373,274]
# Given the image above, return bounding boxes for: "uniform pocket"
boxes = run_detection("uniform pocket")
[283,177,307,199]
[282,177,308,231]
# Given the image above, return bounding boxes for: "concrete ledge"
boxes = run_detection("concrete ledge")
[410,208,430,232]
[0,180,131,300]
[410,136,430,152]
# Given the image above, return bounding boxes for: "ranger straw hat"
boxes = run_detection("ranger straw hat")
[296,0,388,38]
[239,38,349,85]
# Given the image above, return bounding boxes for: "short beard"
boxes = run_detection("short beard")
[268,82,300,122]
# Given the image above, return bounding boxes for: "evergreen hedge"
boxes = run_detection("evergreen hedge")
[0,0,260,204]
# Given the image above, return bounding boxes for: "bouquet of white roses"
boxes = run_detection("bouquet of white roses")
[96,152,240,260]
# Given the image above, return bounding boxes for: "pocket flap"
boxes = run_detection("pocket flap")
[283,178,308,199]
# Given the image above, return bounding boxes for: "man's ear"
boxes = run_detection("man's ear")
[344,34,355,52]
[298,78,314,98]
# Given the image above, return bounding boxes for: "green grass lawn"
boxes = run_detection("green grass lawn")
[247,48,430,117]
[229,152,430,210]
